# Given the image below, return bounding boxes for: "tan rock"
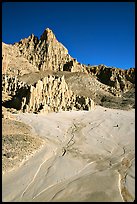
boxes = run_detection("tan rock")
[2,75,94,113]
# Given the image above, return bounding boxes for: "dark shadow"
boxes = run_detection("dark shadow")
[2,87,31,110]
[63,61,73,72]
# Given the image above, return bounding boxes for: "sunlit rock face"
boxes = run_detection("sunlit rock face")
[11,28,87,73]
[2,75,94,113]
[2,28,135,112]
[86,65,135,94]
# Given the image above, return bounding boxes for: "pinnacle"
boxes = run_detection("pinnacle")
[45,28,53,33]
[40,28,55,41]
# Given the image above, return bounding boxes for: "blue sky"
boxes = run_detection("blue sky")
[2,2,135,69]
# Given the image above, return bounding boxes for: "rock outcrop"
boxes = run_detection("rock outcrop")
[86,65,135,95]
[2,75,27,96]
[2,42,38,76]
[13,28,87,73]
[2,28,135,112]
[2,75,94,113]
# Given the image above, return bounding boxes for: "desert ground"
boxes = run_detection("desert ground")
[2,106,135,202]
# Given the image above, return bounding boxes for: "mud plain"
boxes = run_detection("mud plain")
[2,106,135,202]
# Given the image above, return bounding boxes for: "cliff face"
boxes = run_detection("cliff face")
[86,65,135,94]
[13,28,86,73]
[2,75,94,113]
[2,42,38,76]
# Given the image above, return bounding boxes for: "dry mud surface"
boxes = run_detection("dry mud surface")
[2,106,135,202]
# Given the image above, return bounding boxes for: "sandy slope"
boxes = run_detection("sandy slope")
[2,106,135,202]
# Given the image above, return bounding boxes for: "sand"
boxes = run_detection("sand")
[2,106,135,202]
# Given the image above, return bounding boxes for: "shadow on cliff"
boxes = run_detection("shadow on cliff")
[2,87,31,111]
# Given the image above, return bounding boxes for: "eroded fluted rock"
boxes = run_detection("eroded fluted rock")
[2,28,135,111]
[2,75,28,96]
[2,75,94,113]
[2,42,38,76]
[86,65,135,95]
[13,28,87,73]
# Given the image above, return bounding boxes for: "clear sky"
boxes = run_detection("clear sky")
[2,2,135,69]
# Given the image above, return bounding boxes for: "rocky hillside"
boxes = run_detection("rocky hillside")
[2,28,135,114]
[13,28,86,73]
[86,64,135,94]
[2,42,37,76]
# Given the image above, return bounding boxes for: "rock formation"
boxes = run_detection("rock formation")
[86,65,135,95]
[2,42,38,76]
[2,28,135,113]
[13,28,87,73]
[2,75,94,113]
